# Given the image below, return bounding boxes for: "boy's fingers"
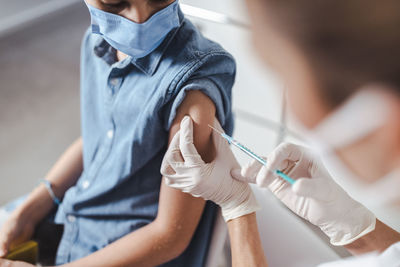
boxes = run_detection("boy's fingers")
[0,258,11,266]
[0,239,8,257]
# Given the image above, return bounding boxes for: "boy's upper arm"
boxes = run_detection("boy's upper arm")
[156,90,217,245]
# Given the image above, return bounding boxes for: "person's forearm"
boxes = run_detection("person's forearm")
[345,219,400,255]
[15,137,83,224]
[62,218,190,267]
[228,213,268,267]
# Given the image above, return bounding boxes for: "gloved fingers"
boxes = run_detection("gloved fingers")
[160,150,187,177]
[168,127,181,150]
[164,166,198,193]
[166,160,193,174]
[161,148,185,176]
[179,116,205,165]
[161,131,182,176]
[255,165,279,188]
[165,177,195,190]
[243,159,264,179]
[231,168,254,183]
[292,177,332,201]
[209,118,242,170]
[170,148,185,163]
[267,142,303,173]
[211,118,233,153]
[267,175,289,195]
[164,157,204,179]
[160,159,176,176]
[231,159,263,184]
[212,128,242,172]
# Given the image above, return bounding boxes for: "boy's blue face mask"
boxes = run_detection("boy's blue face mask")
[86,1,180,59]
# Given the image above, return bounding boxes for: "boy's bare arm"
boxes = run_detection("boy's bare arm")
[63,90,216,267]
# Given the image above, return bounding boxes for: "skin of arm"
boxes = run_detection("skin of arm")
[344,219,400,255]
[228,213,268,267]
[62,90,217,267]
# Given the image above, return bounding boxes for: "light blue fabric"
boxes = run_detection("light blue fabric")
[53,5,236,267]
[86,1,180,59]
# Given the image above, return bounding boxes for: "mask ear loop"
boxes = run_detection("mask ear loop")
[311,89,390,150]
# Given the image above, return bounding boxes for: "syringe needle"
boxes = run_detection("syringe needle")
[208,124,296,185]
[208,124,224,135]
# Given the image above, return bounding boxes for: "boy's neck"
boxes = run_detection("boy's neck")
[117,50,129,62]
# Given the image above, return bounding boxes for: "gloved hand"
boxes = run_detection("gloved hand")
[232,142,376,246]
[161,116,259,222]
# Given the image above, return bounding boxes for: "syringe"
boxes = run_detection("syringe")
[208,125,296,185]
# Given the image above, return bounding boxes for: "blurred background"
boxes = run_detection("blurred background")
[0,1,343,266]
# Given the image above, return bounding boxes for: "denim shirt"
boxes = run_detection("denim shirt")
[54,6,235,266]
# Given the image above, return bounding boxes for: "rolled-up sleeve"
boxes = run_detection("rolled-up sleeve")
[162,52,236,134]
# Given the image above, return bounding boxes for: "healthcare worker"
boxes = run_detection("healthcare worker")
[161,0,400,266]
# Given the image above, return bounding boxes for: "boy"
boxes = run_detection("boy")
[0,0,235,266]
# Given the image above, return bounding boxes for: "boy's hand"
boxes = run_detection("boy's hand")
[0,212,35,258]
[0,259,35,267]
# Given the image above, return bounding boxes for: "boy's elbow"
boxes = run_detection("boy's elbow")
[169,236,191,259]
[154,220,193,259]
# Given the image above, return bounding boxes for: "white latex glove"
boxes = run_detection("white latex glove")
[232,142,376,246]
[161,116,259,222]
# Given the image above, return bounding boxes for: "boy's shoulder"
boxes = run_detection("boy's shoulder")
[169,18,235,64]
[158,18,236,94]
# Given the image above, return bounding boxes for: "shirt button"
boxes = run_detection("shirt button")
[67,215,76,223]
[107,130,114,139]
[82,180,90,189]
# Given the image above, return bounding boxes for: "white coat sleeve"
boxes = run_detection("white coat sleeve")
[318,242,400,267]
